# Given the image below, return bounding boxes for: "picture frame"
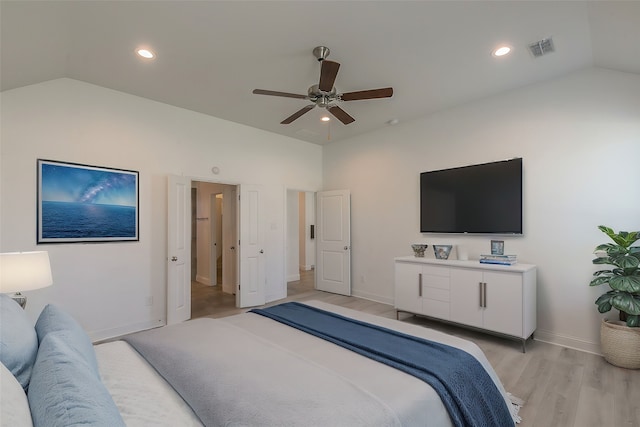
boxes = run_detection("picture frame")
[433,244,452,260]
[491,240,504,255]
[37,159,139,243]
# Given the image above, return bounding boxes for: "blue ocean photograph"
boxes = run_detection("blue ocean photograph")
[38,160,138,242]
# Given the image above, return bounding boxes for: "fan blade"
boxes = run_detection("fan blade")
[318,60,340,92]
[253,89,307,100]
[341,87,393,101]
[281,105,315,124]
[328,106,355,125]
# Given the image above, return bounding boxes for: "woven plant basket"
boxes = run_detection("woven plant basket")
[601,319,640,369]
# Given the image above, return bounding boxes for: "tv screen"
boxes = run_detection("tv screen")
[420,158,522,234]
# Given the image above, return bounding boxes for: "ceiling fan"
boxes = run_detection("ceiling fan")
[253,46,393,125]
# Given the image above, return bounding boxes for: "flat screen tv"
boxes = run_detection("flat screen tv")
[420,158,522,234]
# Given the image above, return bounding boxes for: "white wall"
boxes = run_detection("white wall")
[323,68,640,353]
[0,78,322,341]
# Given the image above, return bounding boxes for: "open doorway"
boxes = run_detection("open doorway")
[286,190,316,295]
[191,181,238,318]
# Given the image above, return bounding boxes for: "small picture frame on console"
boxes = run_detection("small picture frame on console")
[491,240,504,255]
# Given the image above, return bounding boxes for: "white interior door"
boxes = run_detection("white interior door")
[167,175,191,324]
[316,189,351,296]
[237,184,265,308]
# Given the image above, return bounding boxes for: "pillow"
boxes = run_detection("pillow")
[0,361,34,427]
[28,333,126,427]
[0,293,39,390]
[35,304,99,375]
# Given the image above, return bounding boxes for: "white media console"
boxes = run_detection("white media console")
[394,256,537,352]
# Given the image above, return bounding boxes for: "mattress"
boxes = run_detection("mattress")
[94,340,203,427]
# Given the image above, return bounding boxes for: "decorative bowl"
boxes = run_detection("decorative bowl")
[411,244,428,257]
[433,244,453,260]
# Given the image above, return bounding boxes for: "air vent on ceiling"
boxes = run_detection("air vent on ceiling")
[528,37,555,57]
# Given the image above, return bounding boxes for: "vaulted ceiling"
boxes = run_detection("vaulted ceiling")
[2,1,639,145]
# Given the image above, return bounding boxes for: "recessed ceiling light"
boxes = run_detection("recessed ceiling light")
[492,46,511,57]
[321,116,330,122]
[136,48,155,59]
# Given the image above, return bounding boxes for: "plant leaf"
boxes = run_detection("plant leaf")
[593,269,613,276]
[624,232,640,245]
[611,294,640,315]
[609,276,640,292]
[595,293,613,305]
[597,300,612,313]
[626,314,640,327]
[611,254,639,269]
[594,243,616,253]
[599,226,640,248]
[590,276,611,287]
[598,225,614,237]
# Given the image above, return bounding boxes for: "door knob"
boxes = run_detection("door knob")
[171,256,178,262]
[260,249,264,254]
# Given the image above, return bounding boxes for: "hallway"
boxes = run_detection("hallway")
[191,269,315,319]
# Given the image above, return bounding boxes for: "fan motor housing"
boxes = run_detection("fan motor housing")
[308,85,337,107]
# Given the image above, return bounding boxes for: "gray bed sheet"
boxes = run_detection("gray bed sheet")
[124,300,516,426]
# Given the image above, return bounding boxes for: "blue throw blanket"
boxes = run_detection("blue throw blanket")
[251,302,514,427]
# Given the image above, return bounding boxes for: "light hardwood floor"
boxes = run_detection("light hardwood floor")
[191,271,640,427]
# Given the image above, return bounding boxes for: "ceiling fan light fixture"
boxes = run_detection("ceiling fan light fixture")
[321,116,331,122]
[253,46,393,126]
[136,48,155,59]
[492,46,511,57]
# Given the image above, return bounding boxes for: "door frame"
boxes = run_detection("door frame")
[209,192,223,286]
[169,175,240,322]
[284,187,318,298]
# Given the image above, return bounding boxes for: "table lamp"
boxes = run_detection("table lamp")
[0,251,53,309]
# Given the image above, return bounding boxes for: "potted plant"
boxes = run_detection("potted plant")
[590,225,640,368]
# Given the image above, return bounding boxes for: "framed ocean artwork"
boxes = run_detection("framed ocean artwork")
[37,159,139,243]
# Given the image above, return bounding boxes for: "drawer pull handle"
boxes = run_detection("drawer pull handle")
[419,273,423,297]
[483,282,487,308]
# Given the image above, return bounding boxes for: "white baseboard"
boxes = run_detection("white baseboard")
[287,273,300,282]
[532,329,602,355]
[351,289,394,306]
[299,264,314,271]
[196,274,212,286]
[90,319,165,343]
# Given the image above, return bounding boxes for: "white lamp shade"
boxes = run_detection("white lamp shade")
[0,251,53,293]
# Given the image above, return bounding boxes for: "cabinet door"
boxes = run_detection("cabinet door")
[483,271,523,337]
[394,262,423,313]
[449,268,484,329]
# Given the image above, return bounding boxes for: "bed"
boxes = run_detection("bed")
[0,294,521,426]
